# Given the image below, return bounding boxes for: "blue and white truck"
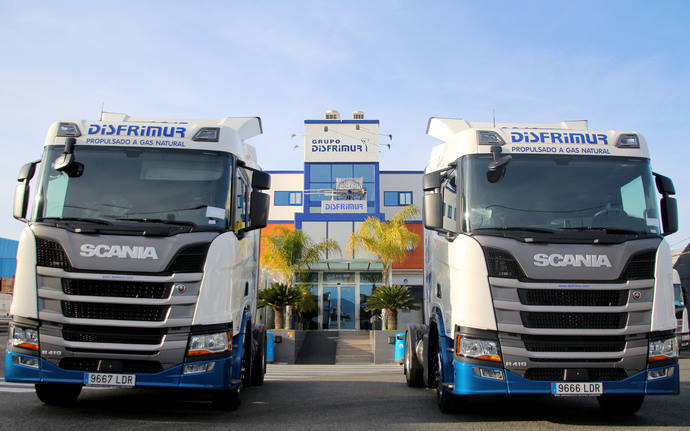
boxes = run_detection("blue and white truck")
[406,118,680,415]
[6,113,271,409]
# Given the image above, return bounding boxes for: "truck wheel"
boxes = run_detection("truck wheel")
[35,383,82,406]
[241,325,252,387]
[251,325,266,386]
[211,386,241,411]
[597,394,645,416]
[405,327,424,387]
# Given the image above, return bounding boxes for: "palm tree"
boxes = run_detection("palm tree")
[258,283,302,329]
[364,285,419,330]
[262,227,341,328]
[347,204,419,329]
[346,204,419,287]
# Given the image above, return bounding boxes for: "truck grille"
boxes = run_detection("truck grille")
[59,358,163,373]
[520,312,627,329]
[522,335,626,352]
[524,368,628,381]
[517,289,627,307]
[62,279,172,299]
[61,301,169,322]
[62,325,167,345]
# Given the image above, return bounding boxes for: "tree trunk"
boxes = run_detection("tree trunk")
[387,308,398,331]
[273,306,284,329]
[286,305,294,330]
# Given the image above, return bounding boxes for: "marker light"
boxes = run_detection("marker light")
[456,335,501,362]
[478,131,505,146]
[192,127,220,142]
[11,325,39,351]
[648,336,678,362]
[187,331,231,356]
[56,122,82,137]
[616,134,639,148]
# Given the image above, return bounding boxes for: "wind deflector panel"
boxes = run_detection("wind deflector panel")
[166,243,210,273]
[36,238,71,268]
[620,250,656,280]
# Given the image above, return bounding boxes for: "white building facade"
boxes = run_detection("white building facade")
[261,111,423,330]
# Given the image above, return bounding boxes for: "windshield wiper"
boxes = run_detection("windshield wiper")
[114,218,196,227]
[560,227,645,235]
[473,227,557,234]
[39,217,111,225]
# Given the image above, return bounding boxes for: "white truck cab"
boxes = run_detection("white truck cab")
[6,114,271,409]
[673,269,689,349]
[405,118,680,415]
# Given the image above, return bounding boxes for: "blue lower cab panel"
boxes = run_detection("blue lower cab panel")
[451,360,679,396]
[5,351,238,390]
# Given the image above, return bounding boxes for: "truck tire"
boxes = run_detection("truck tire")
[251,325,266,386]
[211,386,241,411]
[405,326,424,387]
[35,383,82,406]
[597,394,645,416]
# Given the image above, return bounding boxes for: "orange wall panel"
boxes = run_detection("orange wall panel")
[259,223,295,266]
[393,223,423,270]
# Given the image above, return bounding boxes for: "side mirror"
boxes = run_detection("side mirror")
[660,196,678,235]
[487,155,512,183]
[13,160,40,222]
[423,171,442,191]
[252,170,271,190]
[239,191,270,236]
[53,137,83,177]
[654,173,676,195]
[423,192,443,230]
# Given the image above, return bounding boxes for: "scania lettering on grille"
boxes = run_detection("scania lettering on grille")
[80,244,159,260]
[533,253,611,268]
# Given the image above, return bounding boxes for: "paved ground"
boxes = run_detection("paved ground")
[2,331,690,431]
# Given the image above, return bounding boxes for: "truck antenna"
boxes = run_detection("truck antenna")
[99,102,105,121]
[492,109,496,128]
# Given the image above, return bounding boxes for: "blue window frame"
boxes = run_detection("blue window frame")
[384,191,413,206]
[275,191,302,206]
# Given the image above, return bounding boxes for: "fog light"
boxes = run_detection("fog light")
[473,367,504,380]
[183,362,215,375]
[12,355,39,369]
[648,367,674,380]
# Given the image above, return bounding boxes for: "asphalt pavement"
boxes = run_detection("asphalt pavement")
[1,333,690,431]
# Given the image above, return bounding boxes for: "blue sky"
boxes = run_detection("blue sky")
[1,1,689,252]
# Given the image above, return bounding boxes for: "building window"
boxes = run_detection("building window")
[384,191,413,206]
[307,163,377,210]
[274,191,302,206]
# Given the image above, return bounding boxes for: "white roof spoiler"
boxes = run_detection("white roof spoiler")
[426,117,589,141]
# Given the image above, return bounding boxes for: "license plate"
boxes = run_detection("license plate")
[552,382,602,396]
[85,373,136,387]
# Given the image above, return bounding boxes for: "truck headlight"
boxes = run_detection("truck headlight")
[10,324,39,351]
[456,335,501,362]
[648,337,678,363]
[187,331,231,356]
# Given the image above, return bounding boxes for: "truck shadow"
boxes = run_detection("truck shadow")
[22,380,690,428]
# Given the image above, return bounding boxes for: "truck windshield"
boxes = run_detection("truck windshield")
[34,146,232,230]
[461,154,661,238]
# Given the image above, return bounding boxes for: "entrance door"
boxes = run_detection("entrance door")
[320,285,356,330]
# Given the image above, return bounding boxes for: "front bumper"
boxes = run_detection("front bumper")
[450,359,679,396]
[5,351,240,390]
